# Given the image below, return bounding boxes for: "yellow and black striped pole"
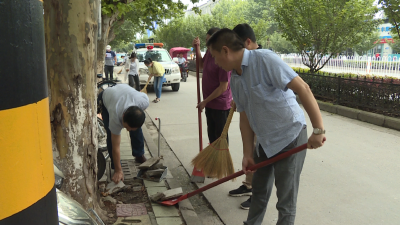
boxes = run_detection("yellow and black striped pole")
[0,0,58,224]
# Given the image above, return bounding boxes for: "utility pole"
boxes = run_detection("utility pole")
[0,1,58,224]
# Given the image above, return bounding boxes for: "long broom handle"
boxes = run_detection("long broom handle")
[185,143,308,199]
[220,106,236,139]
[196,44,203,151]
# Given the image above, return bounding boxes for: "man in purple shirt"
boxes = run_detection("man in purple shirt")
[192,27,232,144]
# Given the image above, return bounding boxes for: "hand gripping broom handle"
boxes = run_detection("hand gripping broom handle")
[220,106,236,140]
[196,44,203,151]
[184,143,308,199]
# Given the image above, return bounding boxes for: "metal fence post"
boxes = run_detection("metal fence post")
[337,76,342,104]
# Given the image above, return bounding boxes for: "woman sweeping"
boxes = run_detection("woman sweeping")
[144,58,165,103]
[126,52,140,91]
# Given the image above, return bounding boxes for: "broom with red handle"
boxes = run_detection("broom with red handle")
[190,43,206,183]
[162,142,319,206]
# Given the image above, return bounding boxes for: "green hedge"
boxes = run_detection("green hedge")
[292,67,400,84]
[292,68,400,118]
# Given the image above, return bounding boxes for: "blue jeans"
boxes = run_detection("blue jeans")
[153,74,165,99]
[98,91,144,169]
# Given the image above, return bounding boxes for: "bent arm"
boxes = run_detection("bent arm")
[287,76,323,129]
[202,81,228,104]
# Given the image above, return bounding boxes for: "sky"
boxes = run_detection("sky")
[173,0,209,10]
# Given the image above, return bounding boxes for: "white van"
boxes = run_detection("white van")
[135,43,181,91]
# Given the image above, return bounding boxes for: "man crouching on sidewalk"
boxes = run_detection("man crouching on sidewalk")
[98,84,149,184]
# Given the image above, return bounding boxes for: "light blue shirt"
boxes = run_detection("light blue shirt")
[103,84,149,135]
[178,57,186,64]
[231,49,306,157]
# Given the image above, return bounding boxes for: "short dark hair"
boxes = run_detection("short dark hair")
[206,28,245,52]
[123,106,145,128]
[129,52,137,59]
[233,23,256,42]
[143,58,153,65]
[207,27,220,36]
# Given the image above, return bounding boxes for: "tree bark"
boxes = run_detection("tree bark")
[43,0,105,218]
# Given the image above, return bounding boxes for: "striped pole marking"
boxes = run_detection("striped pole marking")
[0,0,58,224]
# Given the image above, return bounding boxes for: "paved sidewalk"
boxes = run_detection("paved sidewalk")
[101,128,187,225]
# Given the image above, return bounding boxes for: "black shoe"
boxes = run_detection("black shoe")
[228,185,252,197]
[135,155,147,164]
[240,197,251,210]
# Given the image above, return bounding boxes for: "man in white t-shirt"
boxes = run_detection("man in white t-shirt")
[177,53,186,65]
[97,84,149,183]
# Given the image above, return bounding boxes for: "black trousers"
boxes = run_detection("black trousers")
[205,107,230,144]
[128,75,140,91]
[104,65,114,80]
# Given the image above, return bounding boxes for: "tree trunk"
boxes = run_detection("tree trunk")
[43,0,105,218]
[96,13,119,75]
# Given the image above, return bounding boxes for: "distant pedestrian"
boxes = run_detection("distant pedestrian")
[144,58,165,103]
[126,52,140,91]
[105,45,117,80]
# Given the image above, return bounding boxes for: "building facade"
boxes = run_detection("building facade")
[185,0,220,17]
[370,19,398,58]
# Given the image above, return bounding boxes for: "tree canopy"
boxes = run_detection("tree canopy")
[272,0,379,72]
[106,0,197,44]
[379,0,400,39]
[155,0,277,51]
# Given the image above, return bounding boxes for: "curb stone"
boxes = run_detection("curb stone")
[142,121,204,225]
[383,116,400,130]
[336,105,361,120]
[296,95,400,132]
[358,111,385,126]
[165,179,203,225]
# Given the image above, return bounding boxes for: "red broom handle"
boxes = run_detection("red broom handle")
[186,143,308,198]
[196,44,203,151]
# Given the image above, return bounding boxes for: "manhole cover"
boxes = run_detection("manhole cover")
[116,203,147,217]
[121,160,138,181]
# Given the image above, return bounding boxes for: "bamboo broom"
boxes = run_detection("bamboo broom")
[140,77,152,94]
[191,106,236,179]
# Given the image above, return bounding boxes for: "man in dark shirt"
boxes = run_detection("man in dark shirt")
[192,28,232,145]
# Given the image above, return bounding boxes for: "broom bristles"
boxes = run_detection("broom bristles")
[191,138,235,179]
[141,78,151,93]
